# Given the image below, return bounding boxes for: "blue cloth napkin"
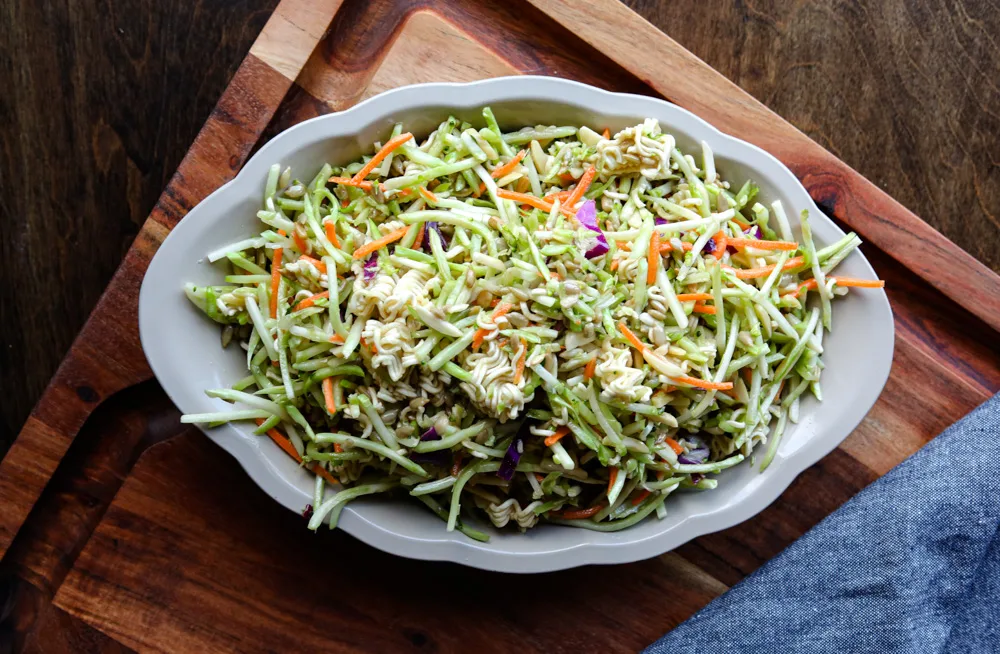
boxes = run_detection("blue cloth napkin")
[646,393,1000,654]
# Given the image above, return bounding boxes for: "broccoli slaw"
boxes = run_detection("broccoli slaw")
[181,109,884,541]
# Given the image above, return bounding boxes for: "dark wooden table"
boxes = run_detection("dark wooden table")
[1,0,998,650]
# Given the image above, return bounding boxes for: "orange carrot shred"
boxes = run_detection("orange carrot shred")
[631,489,652,506]
[602,127,611,139]
[297,254,327,274]
[647,231,660,284]
[412,223,426,250]
[257,418,338,486]
[725,256,805,279]
[727,237,798,251]
[491,150,526,179]
[472,302,514,350]
[324,220,341,248]
[675,293,714,302]
[321,378,336,415]
[334,443,344,453]
[559,504,605,520]
[607,468,619,496]
[329,176,373,191]
[417,186,438,204]
[584,356,597,380]
[562,165,597,214]
[349,132,413,185]
[544,426,569,447]
[472,182,486,198]
[829,276,885,288]
[711,230,727,260]
[672,375,733,391]
[293,290,329,312]
[352,226,409,260]
[496,189,554,213]
[732,217,751,230]
[610,259,620,272]
[329,333,345,344]
[693,303,717,315]
[665,438,684,455]
[269,248,283,318]
[618,322,646,352]
[292,229,309,254]
[514,338,527,384]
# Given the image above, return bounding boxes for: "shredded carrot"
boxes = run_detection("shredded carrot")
[562,165,597,214]
[726,256,805,280]
[324,220,341,248]
[514,338,527,384]
[784,276,885,297]
[544,189,573,202]
[602,127,611,139]
[341,198,350,208]
[829,276,885,288]
[672,375,734,391]
[490,150,526,179]
[490,298,500,307]
[417,186,438,204]
[659,241,694,253]
[534,473,545,482]
[607,468,619,496]
[617,241,632,251]
[472,182,486,198]
[329,176,374,191]
[256,419,301,463]
[618,321,646,352]
[675,293,714,302]
[665,438,684,455]
[352,226,409,260]
[292,229,309,254]
[741,367,753,383]
[349,132,413,185]
[298,254,327,274]
[727,238,799,251]
[329,333,345,344]
[269,248,283,318]
[732,217,751,230]
[321,378,336,415]
[544,426,569,447]
[412,223,426,250]
[451,454,463,478]
[693,303,717,315]
[293,290,329,312]
[631,489,652,506]
[559,504,605,520]
[472,302,514,350]
[584,356,597,380]
[559,172,576,184]
[711,230,727,260]
[496,189,554,213]
[647,232,660,284]
[610,259,620,272]
[333,443,343,453]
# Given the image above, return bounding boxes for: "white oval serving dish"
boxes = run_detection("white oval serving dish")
[139,76,893,573]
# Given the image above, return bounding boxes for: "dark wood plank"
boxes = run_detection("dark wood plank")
[624,0,1000,275]
[55,432,728,654]
[0,0,279,456]
[526,0,1000,332]
[0,576,134,654]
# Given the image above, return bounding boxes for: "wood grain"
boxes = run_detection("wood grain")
[524,0,1000,333]
[0,6,328,558]
[55,432,730,654]
[2,0,999,651]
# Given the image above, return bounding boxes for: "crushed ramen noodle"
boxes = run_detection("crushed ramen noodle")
[181,108,884,540]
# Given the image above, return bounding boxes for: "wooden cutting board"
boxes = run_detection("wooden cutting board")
[2,0,998,651]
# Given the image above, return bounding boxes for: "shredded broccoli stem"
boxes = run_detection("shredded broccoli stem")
[183,109,881,541]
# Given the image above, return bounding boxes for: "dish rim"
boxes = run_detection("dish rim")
[139,75,894,573]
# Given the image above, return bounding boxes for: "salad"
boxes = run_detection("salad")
[181,108,884,541]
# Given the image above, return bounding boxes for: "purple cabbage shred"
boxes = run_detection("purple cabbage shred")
[363,255,378,281]
[576,200,610,258]
[497,436,523,481]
